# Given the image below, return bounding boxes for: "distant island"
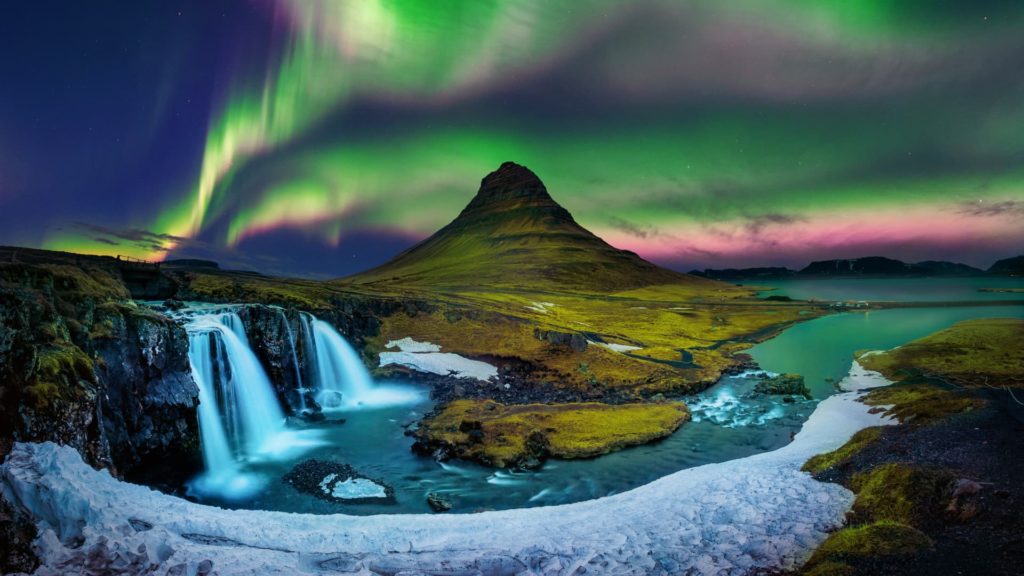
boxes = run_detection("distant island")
[692,255,1022,281]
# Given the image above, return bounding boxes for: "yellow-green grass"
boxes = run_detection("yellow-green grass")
[802,465,950,573]
[859,318,1024,387]
[848,463,954,525]
[418,399,690,468]
[806,521,932,567]
[25,342,96,410]
[802,427,884,475]
[861,383,985,426]
[368,284,819,392]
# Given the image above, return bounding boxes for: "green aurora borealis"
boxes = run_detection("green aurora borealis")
[6,1,1024,276]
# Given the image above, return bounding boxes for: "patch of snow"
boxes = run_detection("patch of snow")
[838,359,891,392]
[318,473,338,494]
[385,337,441,353]
[327,477,388,500]
[592,341,642,353]
[1,366,895,575]
[380,351,498,381]
[526,301,556,313]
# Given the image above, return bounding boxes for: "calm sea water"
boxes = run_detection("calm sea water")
[741,276,1024,302]
[190,283,1023,514]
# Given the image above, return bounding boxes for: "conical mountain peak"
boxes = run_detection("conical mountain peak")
[457,161,566,220]
[346,162,707,292]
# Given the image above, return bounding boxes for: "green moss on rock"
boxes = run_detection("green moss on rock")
[849,463,954,524]
[809,521,932,565]
[862,383,984,425]
[802,427,883,475]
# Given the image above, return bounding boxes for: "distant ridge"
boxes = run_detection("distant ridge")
[343,162,722,293]
[988,255,1024,276]
[695,257,989,281]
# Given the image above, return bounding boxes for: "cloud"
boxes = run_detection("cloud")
[605,216,656,239]
[956,200,1024,218]
[743,213,804,235]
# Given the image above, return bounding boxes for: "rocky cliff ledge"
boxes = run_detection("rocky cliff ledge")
[0,262,200,475]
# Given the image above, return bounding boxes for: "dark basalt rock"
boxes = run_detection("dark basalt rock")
[533,328,588,353]
[0,262,201,479]
[283,459,395,505]
[426,492,453,513]
[754,373,812,399]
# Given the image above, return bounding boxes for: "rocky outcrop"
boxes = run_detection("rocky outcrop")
[755,373,811,399]
[533,328,588,353]
[93,306,200,476]
[235,305,312,414]
[0,262,200,476]
[283,459,395,505]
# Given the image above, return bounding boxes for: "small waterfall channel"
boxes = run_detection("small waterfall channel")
[180,306,420,499]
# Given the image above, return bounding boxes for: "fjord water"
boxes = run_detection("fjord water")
[744,276,1024,303]
[188,297,1023,515]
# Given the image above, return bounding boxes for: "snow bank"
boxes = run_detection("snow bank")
[526,301,556,313]
[380,337,498,380]
[592,341,642,353]
[838,358,891,392]
[384,337,441,353]
[1,374,893,575]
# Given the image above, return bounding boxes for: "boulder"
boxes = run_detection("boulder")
[755,373,811,399]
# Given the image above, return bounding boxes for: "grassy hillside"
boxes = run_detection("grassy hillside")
[859,318,1024,387]
[341,162,728,294]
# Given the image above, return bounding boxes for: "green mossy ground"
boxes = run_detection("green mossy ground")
[25,343,96,410]
[861,383,985,425]
[416,399,690,468]
[859,318,1024,387]
[802,427,884,475]
[801,318,1022,575]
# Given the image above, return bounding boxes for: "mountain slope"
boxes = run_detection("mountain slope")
[988,255,1024,276]
[344,162,721,293]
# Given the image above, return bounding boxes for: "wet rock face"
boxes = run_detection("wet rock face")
[235,299,404,416]
[0,262,200,477]
[93,309,200,476]
[236,305,310,414]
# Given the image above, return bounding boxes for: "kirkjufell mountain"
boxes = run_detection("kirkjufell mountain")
[345,162,720,292]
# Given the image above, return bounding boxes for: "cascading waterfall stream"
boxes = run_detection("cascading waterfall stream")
[184,310,318,499]
[279,309,307,413]
[306,317,423,409]
[181,306,420,500]
[310,318,375,408]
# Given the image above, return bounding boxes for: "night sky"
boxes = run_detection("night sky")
[2,1,1023,278]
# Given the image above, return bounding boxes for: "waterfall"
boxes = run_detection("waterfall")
[310,318,374,409]
[186,312,287,461]
[279,309,306,413]
[220,312,249,346]
[304,316,422,409]
[299,312,318,384]
[187,331,236,481]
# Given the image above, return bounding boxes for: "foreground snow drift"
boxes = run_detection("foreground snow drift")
[1,379,891,575]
